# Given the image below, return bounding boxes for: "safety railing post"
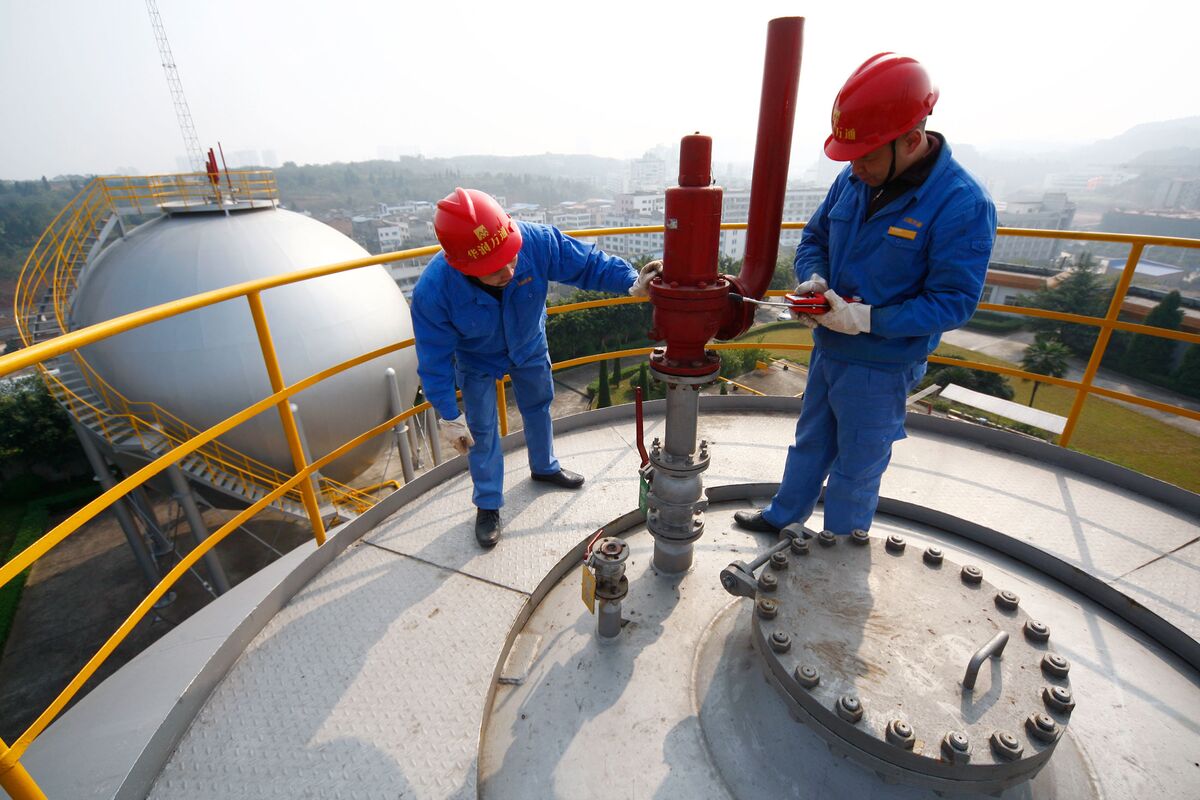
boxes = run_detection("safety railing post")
[290,402,328,504]
[0,743,47,800]
[1058,242,1146,447]
[497,378,509,437]
[424,406,443,466]
[246,291,327,545]
[385,368,415,482]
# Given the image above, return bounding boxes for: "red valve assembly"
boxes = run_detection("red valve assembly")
[647,17,805,378]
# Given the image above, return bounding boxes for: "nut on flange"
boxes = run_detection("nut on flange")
[941,731,971,764]
[1041,652,1070,677]
[756,597,778,619]
[1042,685,1075,714]
[990,730,1024,761]
[836,694,863,723]
[1025,712,1060,743]
[795,664,820,688]
[885,719,916,749]
[1024,619,1050,642]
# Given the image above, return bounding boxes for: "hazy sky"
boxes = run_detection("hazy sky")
[1,0,1195,180]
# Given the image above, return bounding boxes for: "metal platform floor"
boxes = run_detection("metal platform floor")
[25,398,1200,799]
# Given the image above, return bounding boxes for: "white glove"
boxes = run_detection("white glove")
[628,260,663,297]
[817,290,872,335]
[439,415,475,456]
[795,273,829,295]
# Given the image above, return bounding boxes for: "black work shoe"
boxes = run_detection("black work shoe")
[733,509,781,533]
[475,509,501,548]
[531,468,585,489]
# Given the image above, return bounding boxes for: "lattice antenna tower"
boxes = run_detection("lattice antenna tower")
[146,0,205,173]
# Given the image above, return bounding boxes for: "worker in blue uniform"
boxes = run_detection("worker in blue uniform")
[413,188,660,547]
[735,53,997,537]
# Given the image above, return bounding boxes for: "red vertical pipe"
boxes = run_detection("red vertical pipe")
[718,16,804,339]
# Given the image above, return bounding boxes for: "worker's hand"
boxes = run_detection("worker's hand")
[816,290,871,335]
[795,273,829,295]
[629,260,663,297]
[439,415,475,456]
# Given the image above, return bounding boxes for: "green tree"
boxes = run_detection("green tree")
[923,355,1014,400]
[1173,344,1200,398]
[611,356,622,386]
[1020,336,1071,407]
[0,377,82,468]
[1120,291,1184,378]
[1016,256,1113,357]
[769,253,796,290]
[596,361,611,408]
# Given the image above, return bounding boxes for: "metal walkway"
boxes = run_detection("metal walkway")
[25,401,1200,799]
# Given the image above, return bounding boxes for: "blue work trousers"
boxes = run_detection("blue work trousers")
[457,355,560,510]
[762,351,926,535]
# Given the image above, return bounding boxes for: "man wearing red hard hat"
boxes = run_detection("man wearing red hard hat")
[412,188,660,547]
[736,53,996,538]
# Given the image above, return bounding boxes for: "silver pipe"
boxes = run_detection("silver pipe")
[167,464,231,595]
[385,369,415,483]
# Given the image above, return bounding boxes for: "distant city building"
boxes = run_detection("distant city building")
[1043,171,1136,194]
[628,153,667,192]
[352,217,405,254]
[508,203,547,224]
[596,212,664,260]
[992,192,1076,265]
[615,192,665,216]
[1099,209,1200,240]
[722,186,827,257]
[1152,178,1200,211]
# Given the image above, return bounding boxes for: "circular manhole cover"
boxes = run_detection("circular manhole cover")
[751,534,1074,794]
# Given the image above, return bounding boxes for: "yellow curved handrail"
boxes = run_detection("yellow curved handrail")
[2,179,1200,798]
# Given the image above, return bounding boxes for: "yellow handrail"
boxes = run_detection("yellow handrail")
[2,186,1200,797]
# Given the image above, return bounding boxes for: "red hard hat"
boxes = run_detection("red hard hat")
[824,53,939,162]
[433,188,523,277]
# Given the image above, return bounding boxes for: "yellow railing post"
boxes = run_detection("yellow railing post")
[1058,242,1146,447]
[496,378,509,436]
[246,291,328,545]
[0,739,47,800]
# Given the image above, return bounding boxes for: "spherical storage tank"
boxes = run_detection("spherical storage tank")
[73,205,418,483]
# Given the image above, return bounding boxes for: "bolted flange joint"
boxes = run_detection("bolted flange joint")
[769,550,789,570]
[836,694,864,723]
[756,597,778,619]
[923,546,944,566]
[757,571,778,592]
[1041,652,1071,678]
[769,630,791,653]
[1025,712,1060,743]
[995,590,1020,611]
[851,529,871,546]
[885,719,916,749]
[1042,685,1075,715]
[941,731,971,764]
[960,564,983,585]
[795,664,820,689]
[818,530,837,547]
[885,534,906,553]
[990,730,1024,761]
[1024,619,1051,643]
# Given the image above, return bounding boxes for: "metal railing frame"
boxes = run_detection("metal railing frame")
[2,196,1199,797]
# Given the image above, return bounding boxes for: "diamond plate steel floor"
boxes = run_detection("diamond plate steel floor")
[148,410,1199,799]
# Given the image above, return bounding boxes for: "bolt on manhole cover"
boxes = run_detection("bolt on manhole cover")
[750,533,1073,795]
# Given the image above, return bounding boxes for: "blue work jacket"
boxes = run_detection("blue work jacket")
[797,139,997,368]
[412,221,637,420]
